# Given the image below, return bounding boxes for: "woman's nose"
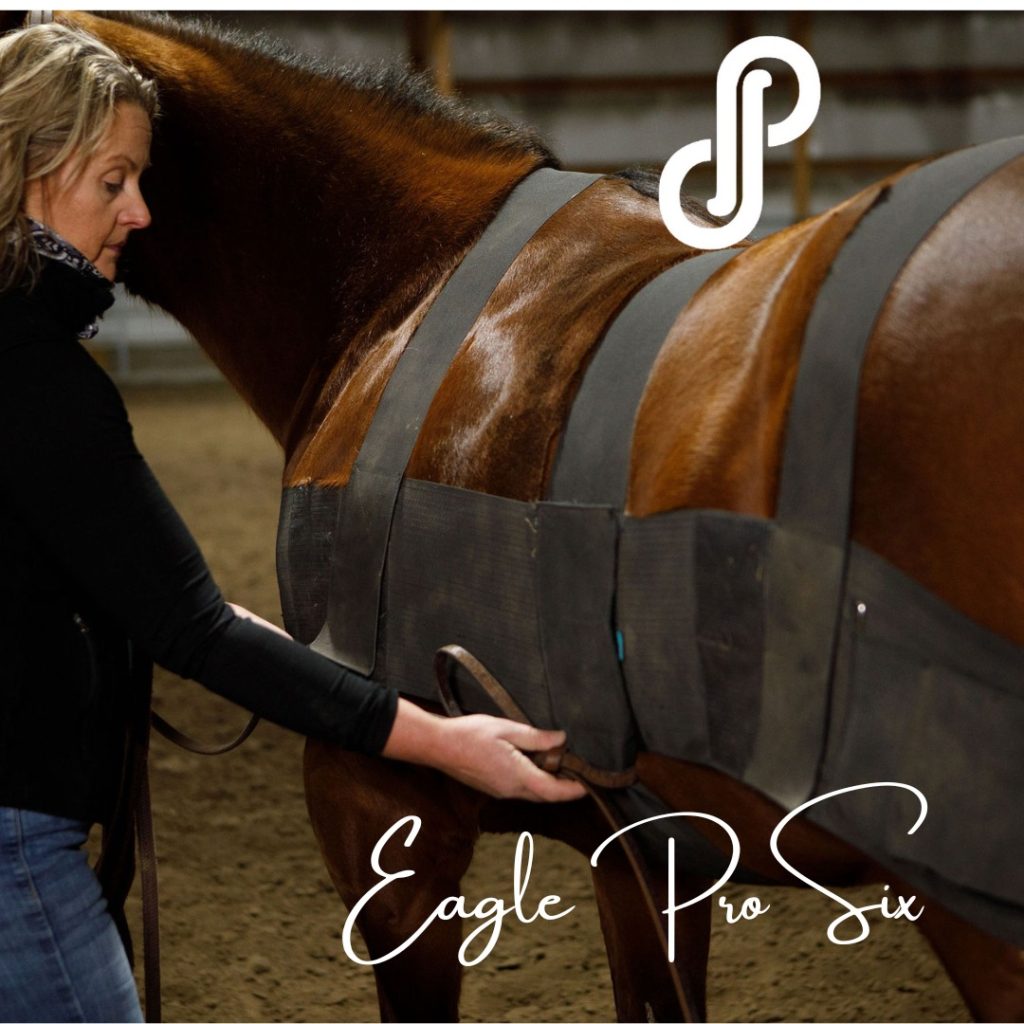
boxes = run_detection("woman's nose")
[121,193,152,231]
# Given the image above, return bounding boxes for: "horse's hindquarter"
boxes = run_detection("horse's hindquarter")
[853,155,1024,648]
[630,154,1024,906]
[635,155,1024,651]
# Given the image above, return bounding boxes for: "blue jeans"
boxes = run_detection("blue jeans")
[0,807,143,1023]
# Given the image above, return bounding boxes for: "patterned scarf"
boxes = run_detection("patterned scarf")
[27,218,108,339]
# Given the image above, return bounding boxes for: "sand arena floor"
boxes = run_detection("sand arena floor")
[116,382,968,1023]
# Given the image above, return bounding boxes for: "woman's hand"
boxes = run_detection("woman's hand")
[382,698,586,802]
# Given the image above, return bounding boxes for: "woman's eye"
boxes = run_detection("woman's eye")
[103,181,124,196]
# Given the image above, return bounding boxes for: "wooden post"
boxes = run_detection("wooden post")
[729,11,756,50]
[789,11,813,222]
[405,12,453,96]
[726,13,758,215]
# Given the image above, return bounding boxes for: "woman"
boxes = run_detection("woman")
[0,22,583,1023]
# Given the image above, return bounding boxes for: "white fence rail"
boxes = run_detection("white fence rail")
[92,290,221,386]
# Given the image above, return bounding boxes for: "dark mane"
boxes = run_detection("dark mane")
[99,11,718,218]
[334,61,557,163]
[101,11,556,164]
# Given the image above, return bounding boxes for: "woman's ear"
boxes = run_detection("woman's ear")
[21,176,47,223]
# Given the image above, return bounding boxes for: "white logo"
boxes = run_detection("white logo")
[659,36,821,250]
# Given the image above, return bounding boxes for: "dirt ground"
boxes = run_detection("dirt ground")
[116,383,969,1023]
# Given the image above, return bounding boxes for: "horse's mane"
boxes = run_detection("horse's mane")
[96,12,722,225]
[100,11,556,166]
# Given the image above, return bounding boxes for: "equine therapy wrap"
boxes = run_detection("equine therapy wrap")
[278,139,1024,946]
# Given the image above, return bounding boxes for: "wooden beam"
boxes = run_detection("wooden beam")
[456,72,714,97]
[454,65,1024,98]
[405,12,453,96]
[564,156,930,177]
[729,11,757,51]
[789,11,814,222]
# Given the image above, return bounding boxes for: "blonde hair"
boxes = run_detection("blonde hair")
[0,22,158,291]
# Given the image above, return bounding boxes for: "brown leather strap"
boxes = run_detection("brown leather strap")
[136,754,161,1022]
[94,648,162,1022]
[581,778,698,1022]
[433,644,698,1022]
[132,708,258,1023]
[151,710,260,756]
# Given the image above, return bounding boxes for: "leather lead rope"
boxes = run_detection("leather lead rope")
[133,710,259,1022]
[127,706,259,1024]
[434,644,699,1023]
[152,710,260,756]
[136,746,161,1022]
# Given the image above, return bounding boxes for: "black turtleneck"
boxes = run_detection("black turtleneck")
[0,251,116,343]
[0,259,397,824]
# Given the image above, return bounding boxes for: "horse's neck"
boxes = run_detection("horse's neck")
[69,12,545,449]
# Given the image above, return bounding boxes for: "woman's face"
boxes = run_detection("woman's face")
[23,102,152,281]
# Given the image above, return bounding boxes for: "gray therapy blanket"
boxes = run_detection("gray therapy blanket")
[278,139,1024,947]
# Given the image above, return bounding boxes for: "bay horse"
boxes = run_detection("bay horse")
[20,12,1024,1021]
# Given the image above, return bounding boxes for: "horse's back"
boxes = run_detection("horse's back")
[291,153,1024,646]
[405,177,688,499]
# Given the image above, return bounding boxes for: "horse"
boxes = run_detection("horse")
[17,11,1024,1021]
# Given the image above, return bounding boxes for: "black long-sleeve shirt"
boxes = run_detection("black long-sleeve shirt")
[0,258,397,823]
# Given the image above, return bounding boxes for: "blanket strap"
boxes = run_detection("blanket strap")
[549,247,740,505]
[313,169,602,675]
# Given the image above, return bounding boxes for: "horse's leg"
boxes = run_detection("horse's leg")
[304,739,486,1022]
[892,880,1024,1023]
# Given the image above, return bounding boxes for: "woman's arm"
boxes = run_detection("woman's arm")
[229,603,585,801]
[0,339,583,803]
